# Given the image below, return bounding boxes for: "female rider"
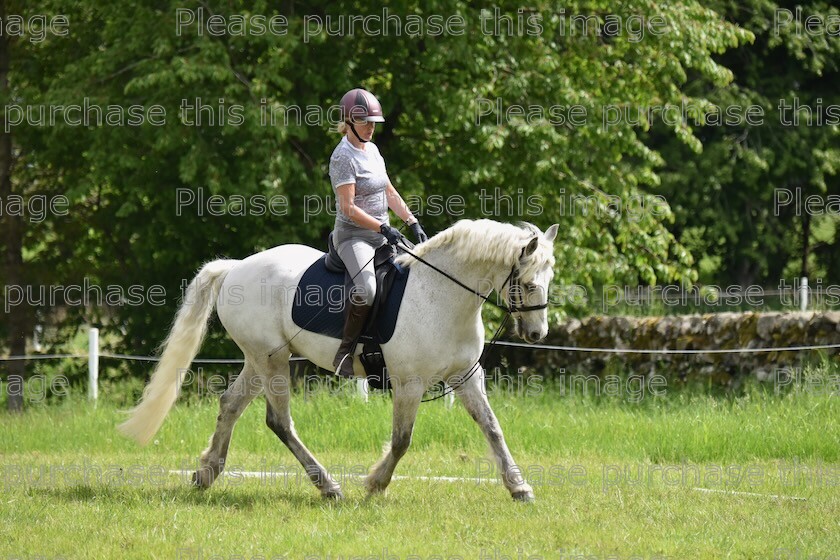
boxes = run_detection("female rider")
[330,87,428,378]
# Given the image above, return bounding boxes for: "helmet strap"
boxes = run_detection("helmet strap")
[348,121,370,144]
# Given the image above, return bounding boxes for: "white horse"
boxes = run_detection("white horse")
[119,219,558,501]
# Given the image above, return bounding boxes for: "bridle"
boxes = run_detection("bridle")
[506,262,550,313]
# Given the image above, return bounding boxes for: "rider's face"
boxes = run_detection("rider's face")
[351,119,375,141]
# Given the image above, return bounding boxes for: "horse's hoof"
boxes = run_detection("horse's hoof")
[191,470,213,489]
[512,490,535,503]
[323,488,344,500]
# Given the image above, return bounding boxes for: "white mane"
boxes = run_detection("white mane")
[395,219,555,280]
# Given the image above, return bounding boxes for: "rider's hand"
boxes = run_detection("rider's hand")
[409,221,428,243]
[380,223,403,245]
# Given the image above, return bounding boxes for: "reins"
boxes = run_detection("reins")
[396,242,549,314]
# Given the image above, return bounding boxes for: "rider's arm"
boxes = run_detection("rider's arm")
[385,183,417,225]
[336,183,385,232]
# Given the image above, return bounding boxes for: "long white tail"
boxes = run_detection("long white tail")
[118,259,239,445]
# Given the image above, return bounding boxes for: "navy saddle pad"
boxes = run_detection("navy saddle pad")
[291,255,410,344]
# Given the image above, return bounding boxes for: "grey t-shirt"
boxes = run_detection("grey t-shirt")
[329,135,391,228]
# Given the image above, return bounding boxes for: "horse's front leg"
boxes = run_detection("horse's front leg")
[454,366,534,502]
[366,376,424,495]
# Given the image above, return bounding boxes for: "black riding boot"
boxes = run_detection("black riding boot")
[333,302,373,378]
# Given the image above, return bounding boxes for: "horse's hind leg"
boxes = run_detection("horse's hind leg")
[366,377,424,495]
[193,361,260,488]
[454,366,535,502]
[262,354,343,499]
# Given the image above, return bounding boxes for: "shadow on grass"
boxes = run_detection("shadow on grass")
[27,482,369,510]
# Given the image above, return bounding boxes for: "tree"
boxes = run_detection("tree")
[3,1,759,396]
[0,0,26,411]
[655,0,840,287]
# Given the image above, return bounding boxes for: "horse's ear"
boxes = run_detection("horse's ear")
[544,224,559,243]
[523,235,539,256]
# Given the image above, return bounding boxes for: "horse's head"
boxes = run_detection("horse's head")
[507,223,558,343]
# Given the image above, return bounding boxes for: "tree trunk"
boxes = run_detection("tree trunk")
[0,0,26,413]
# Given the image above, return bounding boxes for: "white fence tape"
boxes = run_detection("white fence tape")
[2,328,838,402]
[4,339,840,363]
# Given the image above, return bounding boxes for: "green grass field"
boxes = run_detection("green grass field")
[2,376,839,559]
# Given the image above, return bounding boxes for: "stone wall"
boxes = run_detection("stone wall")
[501,312,840,381]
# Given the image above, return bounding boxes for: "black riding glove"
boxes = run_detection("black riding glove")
[380,223,403,245]
[409,221,428,243]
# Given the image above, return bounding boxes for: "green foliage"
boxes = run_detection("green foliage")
[656,0,840,286]
[6,0,833,362]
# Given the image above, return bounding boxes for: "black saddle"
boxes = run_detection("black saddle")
[290,233,410,390]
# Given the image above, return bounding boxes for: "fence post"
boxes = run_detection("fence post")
[88,327,99,401]
[356,377,369,402]
[445,384,455,409]
[800,277,809,312]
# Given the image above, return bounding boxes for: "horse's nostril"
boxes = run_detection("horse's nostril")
[530,331,540,341]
